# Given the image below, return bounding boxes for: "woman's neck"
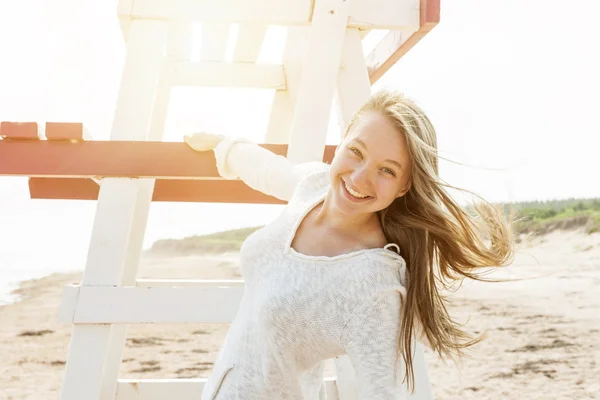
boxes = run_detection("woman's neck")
[313,192,381,238]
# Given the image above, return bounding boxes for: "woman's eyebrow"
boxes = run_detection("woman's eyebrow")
[351,138,403,169]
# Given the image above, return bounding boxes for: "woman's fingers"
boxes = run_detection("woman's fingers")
[183,132,224,152]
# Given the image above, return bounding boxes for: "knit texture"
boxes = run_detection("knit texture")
[201,138,411,400]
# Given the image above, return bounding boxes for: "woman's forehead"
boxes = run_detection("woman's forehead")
[347,113,408,154]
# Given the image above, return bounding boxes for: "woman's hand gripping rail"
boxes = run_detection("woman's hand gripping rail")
[184,133,325,202]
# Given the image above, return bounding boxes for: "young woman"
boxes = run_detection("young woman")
[184,89,515,400]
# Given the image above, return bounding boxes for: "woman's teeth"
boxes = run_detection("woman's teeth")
[344,181,369,199]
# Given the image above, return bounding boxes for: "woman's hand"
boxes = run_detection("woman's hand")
[183,132,225,152]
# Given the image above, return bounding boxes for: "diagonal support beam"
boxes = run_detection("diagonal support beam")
[367,0,440,83]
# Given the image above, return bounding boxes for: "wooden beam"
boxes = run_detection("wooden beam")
[170,61,287,89]
[200,23,231,62]
[58,285,246,324]
[114,378,339,400]
[28,178,290,204]
[349,0,419,31]
[136,279,244,287]
[127,0,420,30]
[286,0,349,164]
[233,25,268,62]
[129,0,313,25]
[367,0,440,84]
[0,141,334,179]
[0,122,39,139]
[117,0,134,41]
[0,140,334,203]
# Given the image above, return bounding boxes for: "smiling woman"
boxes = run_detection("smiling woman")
[184,89,516,399]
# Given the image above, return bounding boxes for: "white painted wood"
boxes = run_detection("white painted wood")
[171,61,286,89]
[117,0,134,41]
[168,21,194,60]
[365,29,416,83]
[130,0,312,24]
[325,379,340,400]
[200,23,231,62]
[127,0,420,29]
[333,356,358,400]
[149,22,193,144]
[233,25,268,62]
[115,378,339,400]
[286,0,349,164]
[136,279,245,288]
[265,27,309,144]
[59,285,246,324]
[335,28,372,136]
[349,0,420,30]
[60,20,168,400]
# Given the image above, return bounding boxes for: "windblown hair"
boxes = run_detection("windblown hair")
[344,89,516,393]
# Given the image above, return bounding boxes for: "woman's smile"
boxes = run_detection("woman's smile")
[341,178,373,202]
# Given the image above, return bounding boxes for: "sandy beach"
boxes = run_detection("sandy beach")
[1,229,599,400]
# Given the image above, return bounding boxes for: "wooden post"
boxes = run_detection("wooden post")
[59,19,168,400]
[265,27,309,144]
[286,0,350,164]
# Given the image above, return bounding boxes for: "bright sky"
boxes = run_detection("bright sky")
[0,0,599,243]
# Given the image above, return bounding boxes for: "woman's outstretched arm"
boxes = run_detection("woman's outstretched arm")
[185,133,327,202]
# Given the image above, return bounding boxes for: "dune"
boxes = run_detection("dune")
[1,229,599,399]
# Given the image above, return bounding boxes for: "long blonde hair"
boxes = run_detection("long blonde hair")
[345,89,516,393]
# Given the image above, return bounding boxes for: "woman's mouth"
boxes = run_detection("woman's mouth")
[341,179,372,201]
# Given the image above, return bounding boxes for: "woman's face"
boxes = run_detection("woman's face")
[329,111,412,216]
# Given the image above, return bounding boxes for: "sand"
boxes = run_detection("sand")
[1,230,599,400]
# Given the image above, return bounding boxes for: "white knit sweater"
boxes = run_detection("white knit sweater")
[200,138,411,400]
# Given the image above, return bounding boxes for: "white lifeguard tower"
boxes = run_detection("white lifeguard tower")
[0,0,440,398]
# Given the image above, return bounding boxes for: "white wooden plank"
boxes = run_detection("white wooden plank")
[127,0,420,29]
[333,356,358,400]
[117,0,134,41]
[335,28,372,135]
[96,18,188,390]
[349,0,420,30]
[148,22,193,146]
[233,25,268,63]
[167,21,194,60]
[365,29,415,83]
[200,23,231,62]
[136,279,245,287]
[265,27,309,144]
[115,378,339,400]
[286,0,350,164]
[59,285,246,324]
[171,61,286,89]
[130,0,312,25]
[60,20,168,400]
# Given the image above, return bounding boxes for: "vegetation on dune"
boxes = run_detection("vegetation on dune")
[149,226,262,255]
[149,198,600,255]
[505,197,600,236]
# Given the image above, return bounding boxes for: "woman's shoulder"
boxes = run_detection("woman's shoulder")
[363,249,409,290]
[289,162,331,203]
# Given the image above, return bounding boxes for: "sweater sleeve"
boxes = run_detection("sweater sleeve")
[213,136,328,201]
[341,290,407,400]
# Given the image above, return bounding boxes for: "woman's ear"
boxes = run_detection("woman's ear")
[397,181,412,198]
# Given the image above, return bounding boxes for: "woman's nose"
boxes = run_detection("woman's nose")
[350,167,370,190]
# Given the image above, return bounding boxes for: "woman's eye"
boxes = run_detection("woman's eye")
[382,168,396,177]
[350,148,362,157]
